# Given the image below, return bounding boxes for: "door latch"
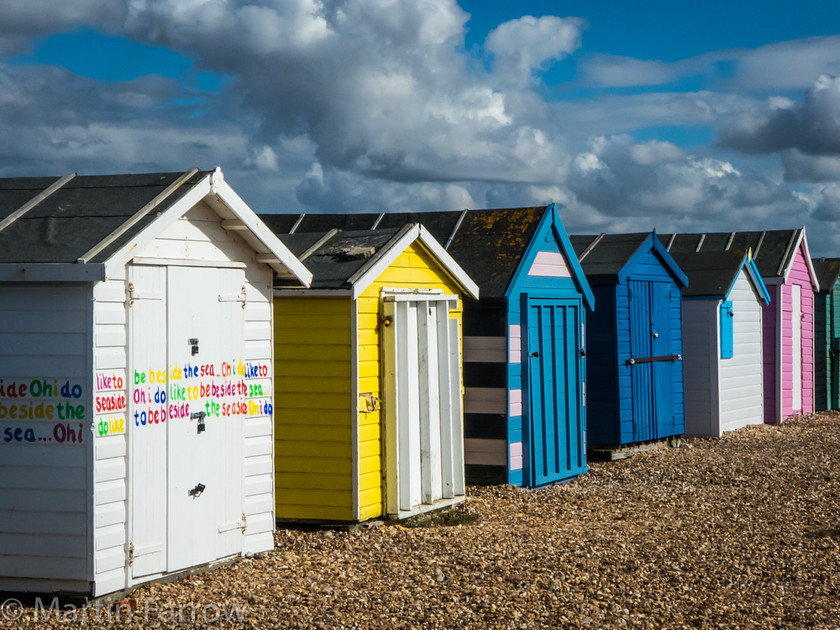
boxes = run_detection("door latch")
[190,411,206,433]
[189,338,199,355]
[188,483,206,497]
[652,331,659,338]
[530,351,540,358]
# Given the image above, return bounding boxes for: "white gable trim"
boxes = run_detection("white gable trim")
[103,169,312,287]
[780,229,820,292]
[348,224,479,300]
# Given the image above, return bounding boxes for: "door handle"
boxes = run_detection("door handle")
[530,351,540,358]
[188,483,206,497]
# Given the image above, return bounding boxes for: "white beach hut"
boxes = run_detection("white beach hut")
[0,168,311,597]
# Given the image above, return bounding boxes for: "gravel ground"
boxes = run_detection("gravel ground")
[5,413,840,629]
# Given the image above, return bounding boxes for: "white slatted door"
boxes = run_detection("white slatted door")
[166,267,245,571]
[128,266,168,579]
[383,294,464,516]
[792,284,802,411]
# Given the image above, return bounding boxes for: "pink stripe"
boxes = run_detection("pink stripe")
[509,325,521,364]
[509,389,522,417]
[509,442,523,471]
[529,251,571,278]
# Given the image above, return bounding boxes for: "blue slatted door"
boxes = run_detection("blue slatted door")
[651,282,675,438]
[527,299,583,486]
[629,280,675,442]
[629,280,655,442]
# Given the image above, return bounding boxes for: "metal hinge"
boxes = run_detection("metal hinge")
[218,285,247,308]
[127,541,134,566]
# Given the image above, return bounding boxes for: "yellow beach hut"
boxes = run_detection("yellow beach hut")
[269,224,479,522]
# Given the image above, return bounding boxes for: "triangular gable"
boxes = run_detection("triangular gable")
[780,229,820,291]
[616,232,689,288]
[346,224,480,300]
[104,168,312,287]
[506,204,595,310]
[726,254,771,305]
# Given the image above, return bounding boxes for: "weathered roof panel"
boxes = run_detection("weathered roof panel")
[278,229,401,289]
[660,230,803,279]
[569,233,649,277]
[261,207,546,297]
[668,250,747,298]
[0,171,211,264]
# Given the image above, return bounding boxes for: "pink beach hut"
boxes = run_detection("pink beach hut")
[662,230,819,423]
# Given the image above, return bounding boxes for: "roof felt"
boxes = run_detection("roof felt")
[0,170,211,264]
[659,230,802,279]
[261,207,547,297]
[569,233,650,277]
[277,229,402,289]
[667,250,748,298]
[812,257,840,293]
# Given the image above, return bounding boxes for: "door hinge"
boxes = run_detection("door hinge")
[127,541,135,566]
[218,285,248,308]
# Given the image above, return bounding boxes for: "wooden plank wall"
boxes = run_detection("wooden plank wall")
[0,284,92,593]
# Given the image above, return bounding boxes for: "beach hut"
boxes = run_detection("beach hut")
[665,249,771,436]
[662,230,819,423]
[0,168,311,597]
[261,205,594,488]
[269,225,479,522]
[568,233,687,453]
[812,257,840,411]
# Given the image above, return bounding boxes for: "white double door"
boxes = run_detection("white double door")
[383,293,465,516]
[128,265,245,580]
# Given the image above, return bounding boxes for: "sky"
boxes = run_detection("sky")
[1,0,840,254]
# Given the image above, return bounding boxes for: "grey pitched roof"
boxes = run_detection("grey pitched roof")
[261,207,548,297]
[812,257,840,294]
[667,250,748,298]
[278,228,404,289]
[0,170,211,264]
[569,232,651,277]
[658,230,803,279]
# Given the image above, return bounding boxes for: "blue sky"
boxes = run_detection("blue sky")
[1,0,839,254]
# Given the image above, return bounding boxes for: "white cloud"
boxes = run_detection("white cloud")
[485,15,583,83]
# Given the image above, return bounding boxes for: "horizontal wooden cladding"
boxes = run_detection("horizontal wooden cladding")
[276,392,352,410]
[276,440,350,459]
[276,472,351,491]
[0,488,86,513]
[277,504,353,522]
[0,555,88,581]
[276,375,352,394]
[465,438,507,466]
[272,327,350,346]
[275,455,352,475]
[463,336,506,363]
[464,387,507,414]
[0,309,87,332]
[277,423,351,441]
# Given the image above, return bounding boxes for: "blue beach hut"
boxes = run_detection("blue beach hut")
[569,232,688,455]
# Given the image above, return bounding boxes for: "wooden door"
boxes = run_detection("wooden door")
[383,294,464,516]
[166,266,244,571]
[526,299,584,486]
[628,280,676,442]
[128,265,169,579]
